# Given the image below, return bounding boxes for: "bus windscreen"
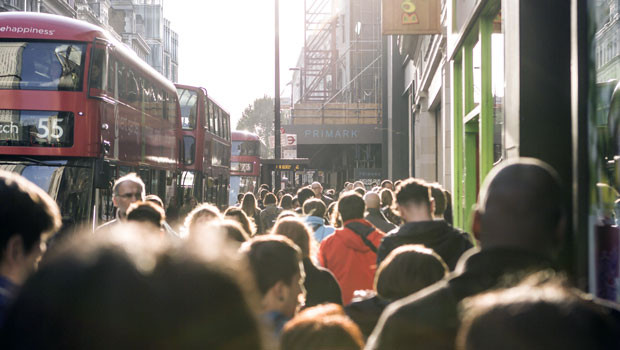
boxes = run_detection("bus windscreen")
[0,41,85,91]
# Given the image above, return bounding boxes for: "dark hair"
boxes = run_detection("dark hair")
[303,198,327,218]
[224,207,256,236]
[280,304,364,350]
[337,192,365,222]
[379,188,394,207]
[354,187,366,196]
[395,178,431,211]
[241,236,302,296]
[297,188,315,206]
[280,194,294,210]
[1,228,266,349]
[263,193,277,206]
[375,245,448,300]
[272,218,313,258]
[126,201,165,229]
[380,180,393,188]
[429,183,447,217]
[241,192,260,218]
[259,189,268,200]
[0,170,61,259]
[457,272,620,350]
[145,194,164,209]
[220,219,250,243]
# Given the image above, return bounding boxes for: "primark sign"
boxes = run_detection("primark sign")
[282,124,382,145]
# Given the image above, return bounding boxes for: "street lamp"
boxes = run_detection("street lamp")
[274,0,281,189]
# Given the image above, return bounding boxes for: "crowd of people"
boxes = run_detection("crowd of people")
[1,158,619,349]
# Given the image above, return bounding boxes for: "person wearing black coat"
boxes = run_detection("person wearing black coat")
[376,179,472,269]
[366,159,574,350]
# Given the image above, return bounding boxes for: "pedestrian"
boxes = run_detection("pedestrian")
[241,236,305,338]
[429,183,448,221]
[375,178,472,269]
[295,187,315,215]
[345,244,448,338]
[126,201,166,232]
[318,192,384,305]
[0,170,61,326]
[184,202,222,238]
[224,207,256,237]
[1,228,268,349]
[367,158,568,350]
[311,181,334,206]
[379,188,402,226]
[301,198,335,243]
[241,192,261,233]
[280,194,294,210]
[272,217,342,307]
[260,193,282,233]
[363,192,397,234]
[380,180,394,191]
[457,272,620,350]
[280,304,364,350]
[97,173,145,231]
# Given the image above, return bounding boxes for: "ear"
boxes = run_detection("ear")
[112,195,119,207]
[472,209,482,243]
[5,234,25,265]
[430,198,436,218]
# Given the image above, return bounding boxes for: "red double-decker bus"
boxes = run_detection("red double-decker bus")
[176,84,231,210]
[229,130,261,206]
[0,13,182,229]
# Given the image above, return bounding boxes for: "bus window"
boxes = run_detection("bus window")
[107,56,116,96]
[209,100,215,132]
[214,107,220,136]
[0,41,86,91]
[177,88,198,130]
[89,45,106,91]
[183,135,195,165]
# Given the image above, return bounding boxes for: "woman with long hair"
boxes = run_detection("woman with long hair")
[241,192,261,233]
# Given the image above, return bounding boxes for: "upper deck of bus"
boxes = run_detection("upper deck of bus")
[0,12,176,93]
[232,130,260,143]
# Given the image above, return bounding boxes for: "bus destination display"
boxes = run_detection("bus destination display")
[0,110,74,147]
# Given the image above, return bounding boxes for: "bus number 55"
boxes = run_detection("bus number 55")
[36,118,64,139]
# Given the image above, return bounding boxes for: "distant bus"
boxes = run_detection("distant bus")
[176,84,231,210]
[0,13,182,229]
[230,130,261,206]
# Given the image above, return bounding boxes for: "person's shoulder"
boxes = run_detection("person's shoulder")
[95,218,119,232]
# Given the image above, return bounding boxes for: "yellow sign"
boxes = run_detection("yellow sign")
[382,0,441,35]
[275,164,301,171]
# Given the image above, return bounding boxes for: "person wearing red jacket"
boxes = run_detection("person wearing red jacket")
[318,191,384,305]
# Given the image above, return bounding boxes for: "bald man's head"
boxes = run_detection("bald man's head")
[475,158,564,257]
[364,192,381,209]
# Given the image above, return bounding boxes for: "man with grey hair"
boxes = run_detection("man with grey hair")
[97,173,145,231]
[367,158,566,350]
[364,192,397,233]
[311,181,333,206]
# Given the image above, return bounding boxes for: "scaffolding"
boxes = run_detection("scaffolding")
[297,0,382,118]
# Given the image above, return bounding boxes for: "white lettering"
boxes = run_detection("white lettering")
[325,130,333,137]
[304,130,311,137]
[352,130,359,137]
[0,26,55,36]
[343,130,349,137]
[313,130,319,137]
[335,130,342,138]
[0,123,19,134]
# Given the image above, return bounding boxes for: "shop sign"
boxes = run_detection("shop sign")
[282,125,382,145]
[382,0,441,35]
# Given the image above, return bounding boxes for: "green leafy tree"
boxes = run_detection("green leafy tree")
[236,96,275,157]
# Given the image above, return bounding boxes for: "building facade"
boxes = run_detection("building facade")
[0,0,178,82]
[284,0,384,189]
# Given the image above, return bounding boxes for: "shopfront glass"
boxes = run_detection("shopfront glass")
[589,0,620,302]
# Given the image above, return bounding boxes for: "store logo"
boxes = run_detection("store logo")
[401,0,419,24]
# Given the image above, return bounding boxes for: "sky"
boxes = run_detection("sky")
[164,0,305,129]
